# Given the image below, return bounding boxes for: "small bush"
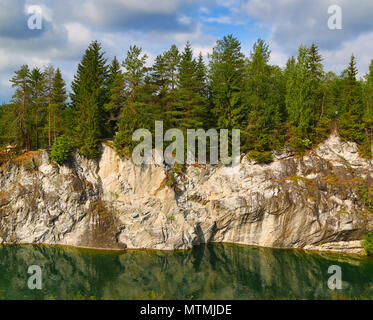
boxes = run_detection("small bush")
[288,136,312,155]
[362,231,373,256]
[23,160,36,171]
[165,172,177,188]
[302,138,312,149]
[78,134,100,159]
[358,182,373,212]
[50,136,75,165]
[114,131,133,158]
[248,150,273,164]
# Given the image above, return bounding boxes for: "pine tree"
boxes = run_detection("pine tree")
[30,67,47,149]
[10,65,32,150]
[44,65,55,149]
[71,41,109,158]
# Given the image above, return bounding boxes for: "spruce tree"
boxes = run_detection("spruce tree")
[244,39,283,159]
[105,57,125,135]
[339,55,365,148]
[51,68,67,142]
[71,41,109,158]
[208,34,246,130]
[307,44,324,128]
[107,56,121,91]
[285,45,314,149]
[163,45,180,128]
[151,53,168,122]
[114,45,150,156]
[174,42,207,130]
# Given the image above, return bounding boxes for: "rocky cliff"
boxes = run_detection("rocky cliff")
[0,132,372,254]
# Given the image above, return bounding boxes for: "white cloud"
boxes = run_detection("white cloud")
[65,23,92,45]
[322,31,373,77]
[202,15,245,25]
[241,0,373,74]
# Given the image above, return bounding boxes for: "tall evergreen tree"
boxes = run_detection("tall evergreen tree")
[114,46,150,156]
[105,57,125,135]
[209,34,246,130]
[151,53,168,122]
[107,56,121,91]
[44,65,55,149]
[339,55,365,148]
[51,68,67,142]
[71,41,109,158]
[307,44,324,128]
[285,45,314,147]
[10,65,32,150]
[30,67,46,149]
[363,60,373,156]
[163,45,180,128]
[173,42,207,130]
[244,39,283,158]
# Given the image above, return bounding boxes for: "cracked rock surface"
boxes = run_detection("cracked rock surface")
[0,132,372,254]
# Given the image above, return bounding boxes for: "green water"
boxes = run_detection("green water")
[0,243,372,300]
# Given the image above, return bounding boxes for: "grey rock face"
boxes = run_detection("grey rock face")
[0,133,372,254]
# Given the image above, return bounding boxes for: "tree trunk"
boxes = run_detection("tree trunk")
[48,103,51,149]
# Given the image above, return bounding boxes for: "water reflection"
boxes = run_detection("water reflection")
[0,244,372,300]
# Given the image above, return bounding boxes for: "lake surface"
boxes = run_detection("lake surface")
[0,243,372,300]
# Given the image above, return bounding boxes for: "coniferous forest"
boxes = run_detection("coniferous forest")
[1,35,373,164]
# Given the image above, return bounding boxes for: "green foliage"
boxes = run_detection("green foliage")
[50,136,75,165]
[287,136,313,155]
[2,36,373,164]
[105,57,125,135]
[357,182,373,212]
[10,65,32,150]
[165,171,177,188]
[113,45,152,157]
[247,150,273,164]
[23,159,36,171]
[339,55,365,146]
[362,231,373,256]
[243,39,285,155]
[209,34,246,130]
[71,40,108,159]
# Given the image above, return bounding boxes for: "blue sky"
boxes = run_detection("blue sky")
[1,0,373,102]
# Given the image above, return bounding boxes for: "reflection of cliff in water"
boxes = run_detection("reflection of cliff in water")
[0,244,372,300]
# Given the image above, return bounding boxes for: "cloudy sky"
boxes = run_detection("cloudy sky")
[1,0,373,102]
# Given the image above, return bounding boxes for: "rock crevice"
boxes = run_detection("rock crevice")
[0,133,372,254]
